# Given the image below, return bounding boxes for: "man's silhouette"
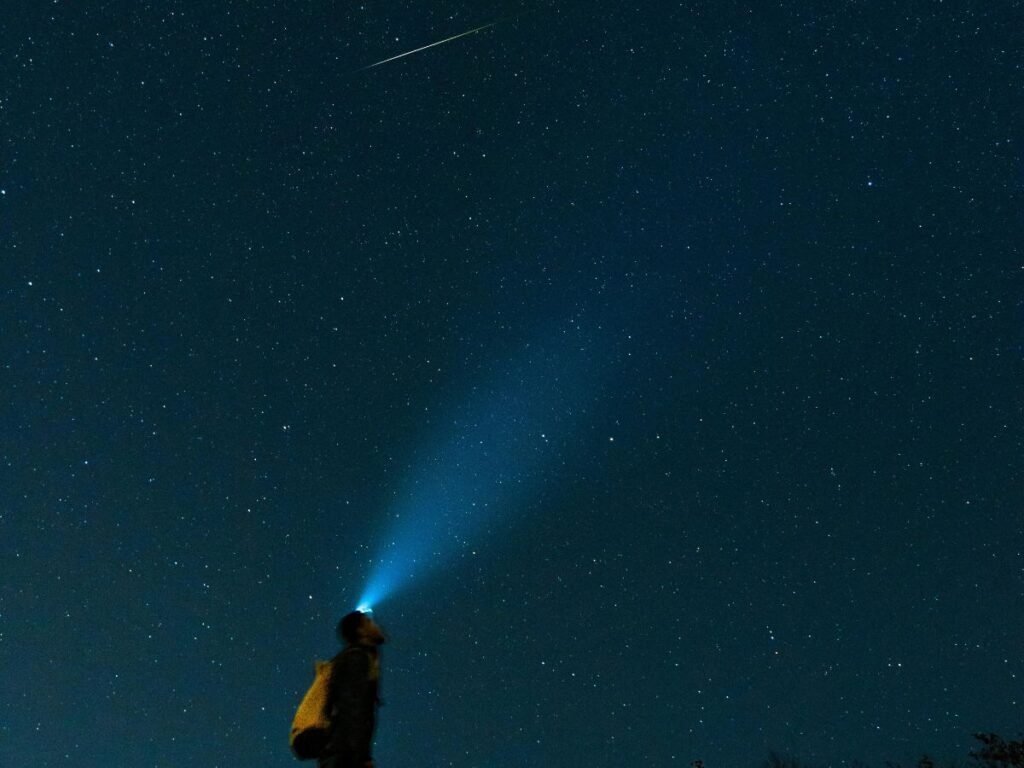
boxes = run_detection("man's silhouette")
[319,610,385,768]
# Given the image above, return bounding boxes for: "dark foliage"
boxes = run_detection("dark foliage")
[760,752,823,768]
[968,733,1024,768]
[691,731,1023,768]
[883,755,967,768]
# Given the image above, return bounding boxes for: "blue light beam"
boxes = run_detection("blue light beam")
[356,321,613,611]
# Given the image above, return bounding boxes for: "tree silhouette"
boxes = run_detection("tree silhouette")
[882,758,966,768]
[703,729,1024,768]
[760,751,822,768]
[968,732,1024,767]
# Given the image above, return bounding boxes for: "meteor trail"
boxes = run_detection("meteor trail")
[357,22,496,71]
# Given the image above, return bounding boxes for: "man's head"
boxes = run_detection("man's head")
[337,610,386,647]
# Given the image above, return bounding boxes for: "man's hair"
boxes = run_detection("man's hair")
[337,611,366,644]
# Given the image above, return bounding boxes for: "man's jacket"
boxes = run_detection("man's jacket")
[322,644,380,762]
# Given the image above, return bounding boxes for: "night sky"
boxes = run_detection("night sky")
[2,1,1021,766]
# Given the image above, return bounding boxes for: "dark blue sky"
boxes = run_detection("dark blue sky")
[2,1,1020,766]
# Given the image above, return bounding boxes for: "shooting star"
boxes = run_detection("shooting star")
[357,22,496,71]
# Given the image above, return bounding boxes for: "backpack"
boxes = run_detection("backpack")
[290,659,332,760]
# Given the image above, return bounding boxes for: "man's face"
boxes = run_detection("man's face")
[359,616,386,645]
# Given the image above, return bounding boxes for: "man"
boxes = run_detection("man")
[319,610,386,768]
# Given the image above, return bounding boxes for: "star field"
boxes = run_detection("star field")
[1,2,1020,767]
